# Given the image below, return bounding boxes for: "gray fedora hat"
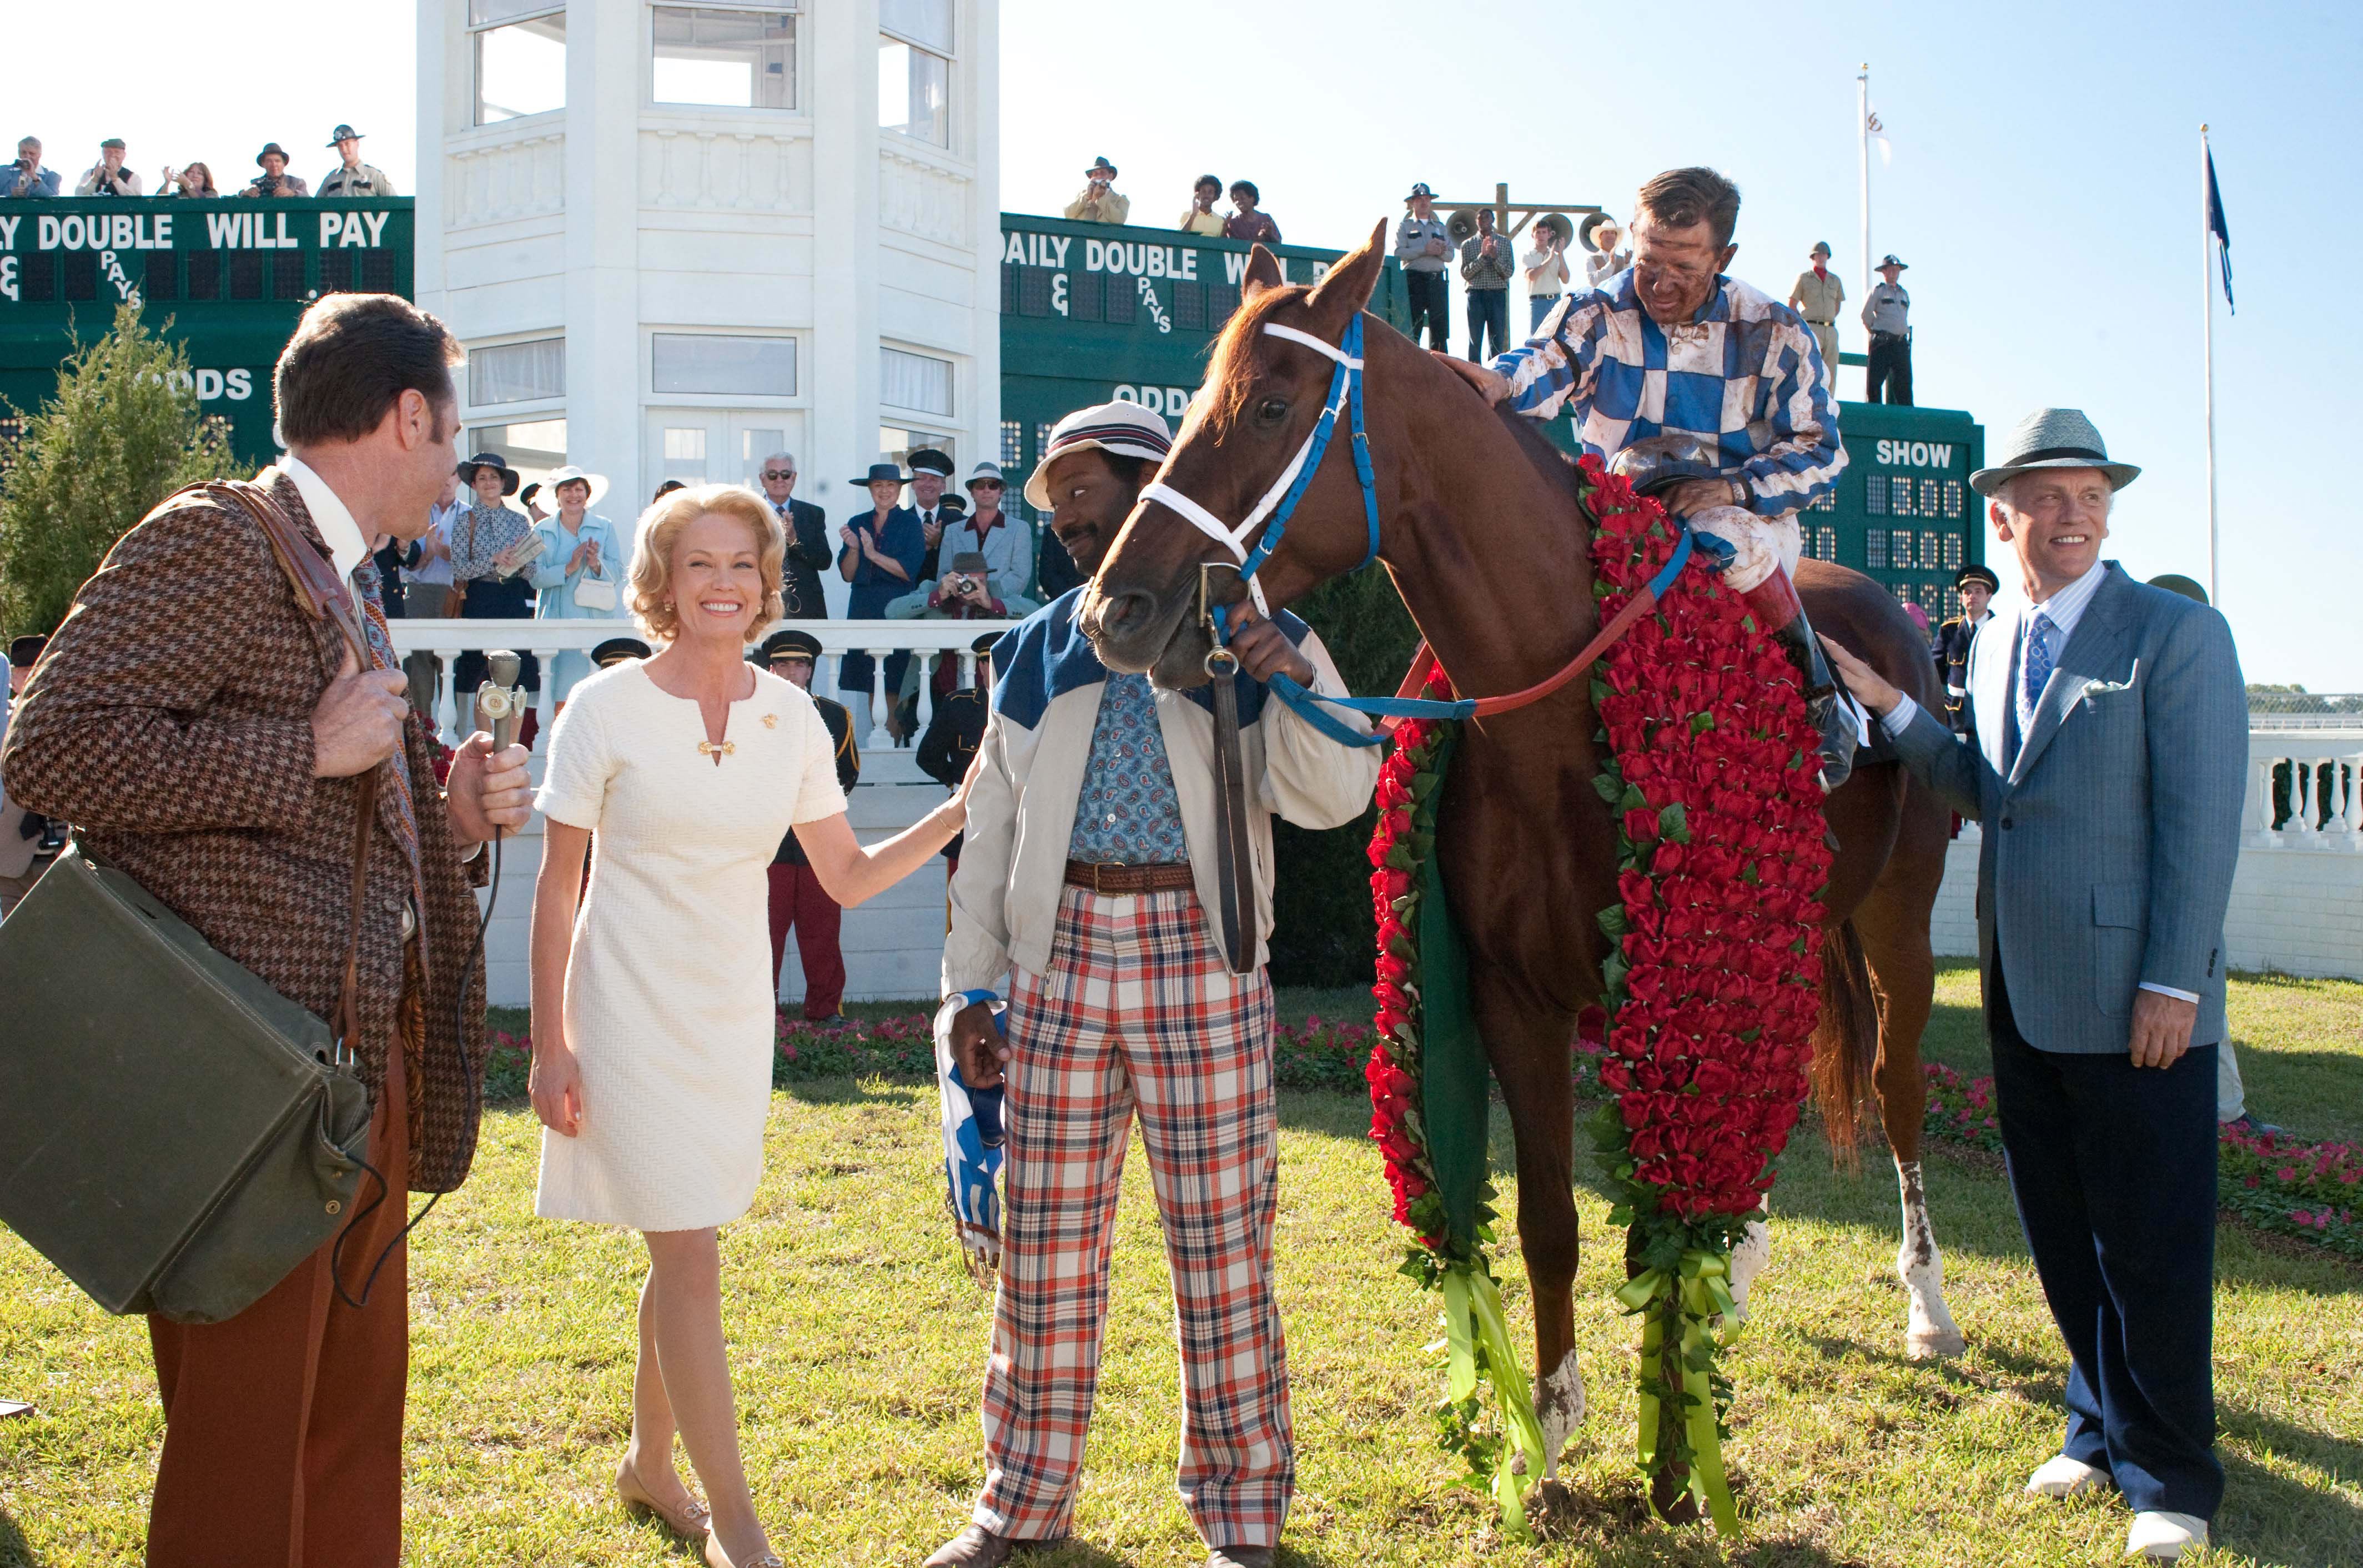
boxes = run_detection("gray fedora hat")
[1968,407,2140,497]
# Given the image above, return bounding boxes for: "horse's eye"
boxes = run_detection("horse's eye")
[1257,398,1288,424]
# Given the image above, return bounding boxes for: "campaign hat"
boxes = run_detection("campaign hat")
[2148,572,2210,605]
[326,125,365,146]
[1405,181,1435,202]
[1023,401,1173,509]
[906,448,956,478]
[255,142,291,167]
[456,451,521,496]
[850,460,911,487]
[760,629,823,664]
[1878,253,1909,270]
[8,633,47,669]
[590,635,651,668]
[544,464,609,508]
[1954,562,2000,592]
[1968,408,2139,497]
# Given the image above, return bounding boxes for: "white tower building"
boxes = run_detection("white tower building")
[415,0,1000,616]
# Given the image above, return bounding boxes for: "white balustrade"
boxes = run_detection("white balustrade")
[2239,742,2363,852]
[387,618,1022,760]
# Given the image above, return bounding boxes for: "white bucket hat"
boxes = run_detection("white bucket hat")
[1022,401,1174,509]
[542,465,609,509]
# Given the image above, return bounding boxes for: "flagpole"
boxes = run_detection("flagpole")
[2201,124,2219,607]
[1858,66,1871,301]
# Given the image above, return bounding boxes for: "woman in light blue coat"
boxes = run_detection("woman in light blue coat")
[529,466,630,705]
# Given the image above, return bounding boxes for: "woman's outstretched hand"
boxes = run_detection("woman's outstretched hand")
[530,1039,584,1137]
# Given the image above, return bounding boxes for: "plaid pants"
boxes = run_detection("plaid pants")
[974,886,1291,1547]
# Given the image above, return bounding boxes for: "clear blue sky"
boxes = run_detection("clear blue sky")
[11,0,2354,685]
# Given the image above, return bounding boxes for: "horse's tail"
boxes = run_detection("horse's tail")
[1809,919,1881,1163]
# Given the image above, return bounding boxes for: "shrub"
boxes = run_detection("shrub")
[0,303,244,636]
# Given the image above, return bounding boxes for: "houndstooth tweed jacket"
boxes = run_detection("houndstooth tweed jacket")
[0,471,491,1192]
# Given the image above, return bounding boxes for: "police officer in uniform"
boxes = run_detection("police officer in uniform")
[759,629,860,1022]
[1933,562,1999,733]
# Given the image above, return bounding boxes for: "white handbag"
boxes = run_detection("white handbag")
[572,568,618,612]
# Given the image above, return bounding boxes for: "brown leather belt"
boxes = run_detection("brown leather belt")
[1064,859,1195,895]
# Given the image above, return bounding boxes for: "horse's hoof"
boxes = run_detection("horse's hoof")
[1535,1349,1587,1476]
[1906,1324,1966,1360]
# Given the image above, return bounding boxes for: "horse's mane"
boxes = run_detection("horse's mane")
[1196,283,1305,433]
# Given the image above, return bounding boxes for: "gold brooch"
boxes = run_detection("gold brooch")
[761,713,778,729]
[697,740,737,759]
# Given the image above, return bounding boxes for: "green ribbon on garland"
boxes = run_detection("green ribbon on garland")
[1612,1250,1743,1537]
[1439,1263,1551,1539]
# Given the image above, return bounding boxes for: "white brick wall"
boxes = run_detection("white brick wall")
[1928,823,2363,980]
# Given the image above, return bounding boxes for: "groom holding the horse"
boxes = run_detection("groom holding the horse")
[1444,165,1857,791]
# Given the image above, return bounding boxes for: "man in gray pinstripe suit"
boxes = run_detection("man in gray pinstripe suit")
[1823,408,2246,1562]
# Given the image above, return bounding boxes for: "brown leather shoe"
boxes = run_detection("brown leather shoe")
[1208,1548,1275,1568]
[923,1526,1067,1567]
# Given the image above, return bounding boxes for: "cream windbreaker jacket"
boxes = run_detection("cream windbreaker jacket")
[942,590,1380,995]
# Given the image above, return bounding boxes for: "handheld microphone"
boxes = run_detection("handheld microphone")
[474,649,525,755]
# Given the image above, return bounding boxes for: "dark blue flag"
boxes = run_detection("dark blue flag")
[2206,147,2234,314]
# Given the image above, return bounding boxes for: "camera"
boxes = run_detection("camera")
[949,574,977,596]
[255,172,282,197]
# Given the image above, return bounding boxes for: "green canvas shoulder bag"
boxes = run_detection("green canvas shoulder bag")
[0,479,384,1324]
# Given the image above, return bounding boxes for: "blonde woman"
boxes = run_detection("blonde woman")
[528,485,974,1567]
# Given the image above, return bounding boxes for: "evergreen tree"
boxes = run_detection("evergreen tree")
[0,304,245,636]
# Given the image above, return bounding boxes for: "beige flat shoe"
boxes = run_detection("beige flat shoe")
[705,1534,785,1568]
[616,1455,712,1539]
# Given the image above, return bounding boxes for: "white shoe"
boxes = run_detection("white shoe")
[2025,1454,2109,1497]
[2125,1511,2208,1560]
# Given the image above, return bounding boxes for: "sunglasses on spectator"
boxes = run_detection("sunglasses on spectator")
[970,480,1003,491]
[761,469,795,480]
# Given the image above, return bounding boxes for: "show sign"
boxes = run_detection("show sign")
[0,197,414,464]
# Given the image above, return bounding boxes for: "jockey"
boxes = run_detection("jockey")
[1445,165,1856,790]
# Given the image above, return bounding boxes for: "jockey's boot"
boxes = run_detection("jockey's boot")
[1740,571,1856,792]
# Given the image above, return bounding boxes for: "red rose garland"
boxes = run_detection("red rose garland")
[1366,455,1829,1541]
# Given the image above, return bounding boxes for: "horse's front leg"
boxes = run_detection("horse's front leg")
[1474,982,1587,1476]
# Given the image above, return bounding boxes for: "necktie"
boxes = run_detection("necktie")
[350,566,426,904]
[2016,609,2056,752]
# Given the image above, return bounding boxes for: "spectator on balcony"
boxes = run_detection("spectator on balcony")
[1787,240,1846,374]
[758,629,859,1026]
[957,461,1026,602]
[1177,174,1224,237]
[909,447,956,581]
[1521,218,1571,332]
[758,450,832,619]
[1064,157,1130,225]
[317,125,396,198]
[1460,206,1514,362]
[529,467,629,710]
[1394,183,1451,353]
[887,551,1033,734]
[448,450,541,712]
[158,162,220,199]
[3,138,59,199]
[1223,180,1281,245]
[240,143,309,199]
[1578,212,1628,290]
[74,138,143,198]
[518,481,549,524]
[400,468,463,715]
[837,461,926,739]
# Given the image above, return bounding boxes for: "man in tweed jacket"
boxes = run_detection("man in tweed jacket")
[1,294,531,1567]
[1823,408,2246,1563]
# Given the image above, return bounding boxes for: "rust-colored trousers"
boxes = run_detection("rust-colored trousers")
[145,1046,413,1567]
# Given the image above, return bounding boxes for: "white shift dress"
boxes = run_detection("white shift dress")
[531,660,849,1232]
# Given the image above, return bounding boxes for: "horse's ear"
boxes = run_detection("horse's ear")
[1303,219,1388,331]
[1239,244,1285,302]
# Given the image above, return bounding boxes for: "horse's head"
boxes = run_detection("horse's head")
[1080,220,1391,687]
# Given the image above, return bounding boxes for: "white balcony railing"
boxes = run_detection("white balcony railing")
[2245,746,2363,851]
[387,617,1023,753]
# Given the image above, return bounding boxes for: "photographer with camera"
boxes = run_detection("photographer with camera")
[884,551,1031,740]
[3,137,59,199]
[1063,155,1129,225]
[239,142,310,199]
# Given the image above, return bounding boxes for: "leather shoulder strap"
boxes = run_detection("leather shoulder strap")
[185,476,380,1056]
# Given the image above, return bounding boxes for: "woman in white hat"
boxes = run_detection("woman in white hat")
[529,465,629,706]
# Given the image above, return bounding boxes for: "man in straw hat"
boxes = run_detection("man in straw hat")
[1444,165,1859,789]
[924,401,1377,1568]
[1821,408,2245,1562]
[1787,240,1845,371]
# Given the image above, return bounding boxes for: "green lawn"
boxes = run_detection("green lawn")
[3,966,2359,1566]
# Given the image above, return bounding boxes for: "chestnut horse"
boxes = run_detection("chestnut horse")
[1079,223,1965,1468]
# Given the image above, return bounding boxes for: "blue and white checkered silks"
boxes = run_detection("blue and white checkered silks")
[936,989,1008,1283]
[1492,269,1847,518]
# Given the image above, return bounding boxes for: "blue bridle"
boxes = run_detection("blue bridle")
[1139,314,1479,747]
